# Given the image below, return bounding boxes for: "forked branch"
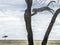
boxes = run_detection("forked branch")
[31,1,56,16]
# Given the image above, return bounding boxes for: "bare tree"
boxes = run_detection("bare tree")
[24,0,57,45]
[41,8,60,45]
[24,0,34,45]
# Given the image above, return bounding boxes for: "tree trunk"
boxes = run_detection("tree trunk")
[24,0,34,45]
[41,8,60,45]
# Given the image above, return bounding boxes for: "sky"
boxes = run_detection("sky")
[0,0,60,40]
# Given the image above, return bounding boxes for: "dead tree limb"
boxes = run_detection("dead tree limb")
[24,0,34,45]
[41,8,60,45]
[31,1,56,16]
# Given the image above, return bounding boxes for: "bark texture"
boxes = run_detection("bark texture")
[24,0,34,45]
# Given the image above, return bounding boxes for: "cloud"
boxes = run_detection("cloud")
[0,0,59,11]
[0,0,26,5]
[0,9,60,40]
[0,0,60,40]
[0,0,26,11]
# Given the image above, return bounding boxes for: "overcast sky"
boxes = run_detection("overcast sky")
[0,0,59,10]
[0,0,59,40]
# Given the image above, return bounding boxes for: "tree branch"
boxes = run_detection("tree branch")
[31,1,56,16]
[41,8,60,45]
